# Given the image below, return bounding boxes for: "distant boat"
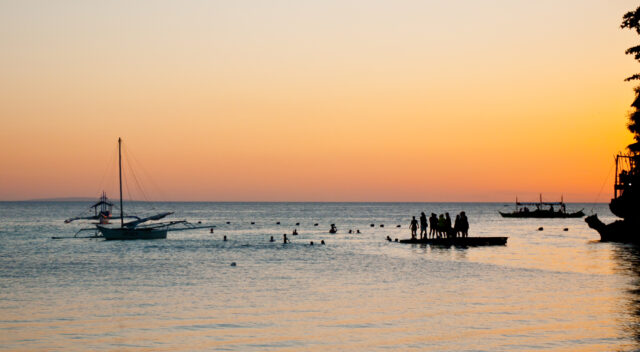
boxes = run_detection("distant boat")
[499,194,584,218]
[65,192,115,224]
[84,138,209,240]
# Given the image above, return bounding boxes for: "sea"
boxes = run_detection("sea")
[0,201,638,351]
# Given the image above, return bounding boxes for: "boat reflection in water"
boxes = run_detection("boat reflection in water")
[610,244,640,345]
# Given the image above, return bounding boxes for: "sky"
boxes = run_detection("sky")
[0,0,638,202]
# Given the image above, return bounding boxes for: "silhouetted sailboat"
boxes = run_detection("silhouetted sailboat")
[93,138,210,240]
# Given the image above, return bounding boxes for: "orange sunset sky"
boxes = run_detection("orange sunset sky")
[0,1,638,202]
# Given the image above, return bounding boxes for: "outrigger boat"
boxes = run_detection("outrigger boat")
[499,194,584,218]
[586,150,640,242]
[62,138,211,240]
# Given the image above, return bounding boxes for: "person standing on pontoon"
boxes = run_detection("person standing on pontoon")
[410,216,418,239]
[419,212,428,240]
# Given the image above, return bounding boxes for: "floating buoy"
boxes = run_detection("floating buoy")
[538,227,543,231]
[270,236,274,242]
[223,235,227,241]
[276,222,280,225]
[370,224,375,227]
[321,240,325,245]
[563,228,569,231]
[197,221,202,224]
[251,222,255,225]
[210,228,214,233]
[296,222,300,226]
[394,238,398,242]
[310,241,314,245]
[230,262,236,266]
[314,223,318,226]
[396,225,401,228]
[380,224,384,227]
[226,221,230,224]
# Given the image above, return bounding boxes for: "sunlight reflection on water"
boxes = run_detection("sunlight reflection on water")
[0,202,637,351]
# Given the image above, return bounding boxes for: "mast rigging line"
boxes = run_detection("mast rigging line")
[590,156,616,213]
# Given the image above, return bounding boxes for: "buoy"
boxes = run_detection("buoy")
[226,221,230,224]
[230,262,236,266]
[380,224,384,227]
[296,222,300,226]
[370,224,375,227]
[223,235,227,241]
[396,225,401,228]
[276,221,280,225]
[270,236,275,242]
[538,227,543,231]
[251,222,255,225]
[394,238,398,242]
[321,240,325,245]
[198,221,202,224]
[210,228,214,233]
[563,228,569,231]
[314,223,319,226]
[310,241,314,245]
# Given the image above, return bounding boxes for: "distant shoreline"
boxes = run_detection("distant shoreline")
[3,199,609,204]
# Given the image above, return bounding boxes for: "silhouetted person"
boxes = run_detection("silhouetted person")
[321,240,325,245]
[356,229,360,233]
[454,214,461,238]
[348,229,353,234]
[329,224,337,233]
[419,212,428,239]
[223,235,227,241]
[445,213,452,238]
[437,214,446,238]
[210,228,214,233]
[410,216,418,239]
[460,211,469,237]
[293,229,298,235]
[283,234,289,244]
[270,236,275,242]
[386,235,392,242]
[429,213,437,238]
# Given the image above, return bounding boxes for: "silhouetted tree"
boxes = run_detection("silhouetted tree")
[622,6,640,147]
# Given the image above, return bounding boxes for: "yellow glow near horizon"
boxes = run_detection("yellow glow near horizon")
[0,1,637,201]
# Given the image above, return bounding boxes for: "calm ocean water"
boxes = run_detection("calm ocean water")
[0,201,637,351]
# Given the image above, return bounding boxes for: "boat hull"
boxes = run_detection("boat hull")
[585,214,640,243]
[97,226,167,240]
[399,237,508,246]
[499,211,584,218]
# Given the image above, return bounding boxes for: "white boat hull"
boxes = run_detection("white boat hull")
[97,226,167,240]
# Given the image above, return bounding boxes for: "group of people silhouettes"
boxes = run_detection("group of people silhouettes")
[410,211,469,239]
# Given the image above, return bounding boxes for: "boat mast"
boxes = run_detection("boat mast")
[118,137,124,228]
[615,154,619,199]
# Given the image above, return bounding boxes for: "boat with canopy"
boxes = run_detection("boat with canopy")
[499,194,584,218]
[63,138,211,240]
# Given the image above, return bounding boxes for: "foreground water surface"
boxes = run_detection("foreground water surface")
[0,202,638,351]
